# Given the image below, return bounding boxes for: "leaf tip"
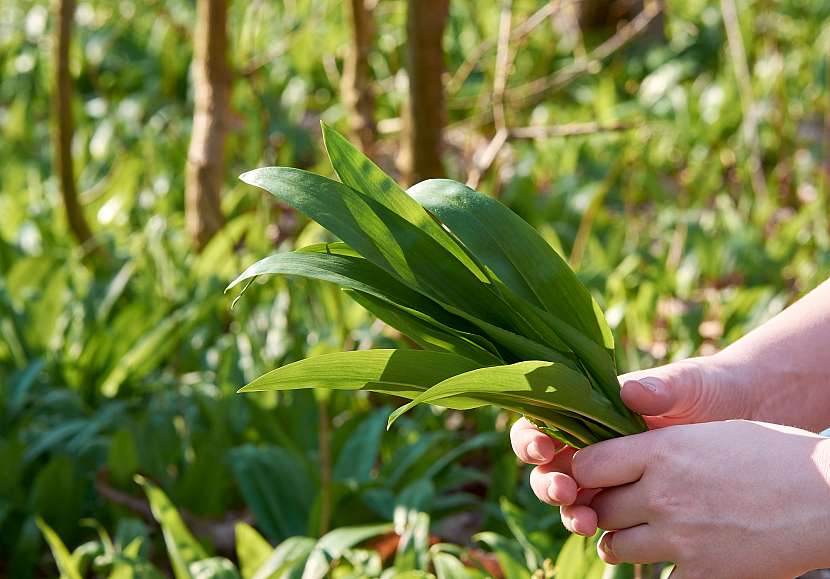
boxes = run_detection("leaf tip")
[239,169,258,185]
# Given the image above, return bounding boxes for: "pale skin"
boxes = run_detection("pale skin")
[510,279,830,578]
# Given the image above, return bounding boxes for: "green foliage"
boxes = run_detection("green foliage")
[232,127,646,447]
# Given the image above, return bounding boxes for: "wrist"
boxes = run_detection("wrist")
[713,338,830,432]
[708,348,830,431]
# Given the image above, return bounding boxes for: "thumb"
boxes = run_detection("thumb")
[618,360,706,419]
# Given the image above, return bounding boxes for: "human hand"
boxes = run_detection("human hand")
[572,420,830,578]
[510,357,755,516]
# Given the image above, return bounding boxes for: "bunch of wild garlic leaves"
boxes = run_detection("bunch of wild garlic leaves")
[229,125,645,448]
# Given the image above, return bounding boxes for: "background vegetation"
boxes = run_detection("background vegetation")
[2,0,830,576]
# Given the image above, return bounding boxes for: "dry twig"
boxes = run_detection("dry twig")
[506,0,664,106]
[719,0,768,202]
[447,0,564,95]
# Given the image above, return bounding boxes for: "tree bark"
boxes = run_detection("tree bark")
[186,0,230,250]
[342,0,376,153]
[400,0,449,185]
[53,0,97,252]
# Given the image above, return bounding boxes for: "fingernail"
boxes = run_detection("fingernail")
[527,440,545,462]
[599,531,617,562]
[547,482,560,503]
[638,377,663,395]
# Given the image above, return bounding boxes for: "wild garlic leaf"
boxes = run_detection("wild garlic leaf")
[321,123,486,281]
[239,168,513,329]
[238,349,486,411]
[343,289,504,366]
[388,361,639,437]
[409,179,615,354]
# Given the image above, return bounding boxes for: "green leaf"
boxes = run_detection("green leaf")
[36,517,83,579]
[474,532,532,579]
[432,550,488,579]
[135,476,207,579]
[238,168,513,329]
[188,558,240,579]
[302,523,393,579]
[236,523,273,579]
[333,408,387,484]
[227,247,474,336]
[250,537,315,579]
[553,534,606,579]
[321,123,486,281]
[237,349,484,411]
[388,361,639,438]
[344,289,503,366]
[408,179,614,353]
[229,446,313,542]
[499,498,542,571]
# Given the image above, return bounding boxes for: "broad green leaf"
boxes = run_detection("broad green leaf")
[229,446,313,542]
[251,537,315,579]
[236,523,273,579]
[188,558,240,579]
[302,523,393,579]
[108,537,165,579]
[333,408,387,484]
[228,245,579,369]
[321,123,486,281]
[344,289,503,366]
[474,532,532,579]
[432,552,476,579]
[238,349,484,410]
[553,534,605,579]
[422,432,501,480]
[408,179,614,353]
[383,432,450,487]
[99,305,194,397]
[135,476,207,579]
[505,292,623,407]
[239,168,513,329]
[388,361,639,437]
[227,247,476,337]
[36,518,82,579]
[499,499,542,571]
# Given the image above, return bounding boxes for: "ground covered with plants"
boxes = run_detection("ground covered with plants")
[2,0,830,577]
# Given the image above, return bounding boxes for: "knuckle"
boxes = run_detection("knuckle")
[570,449,593,486]
[646,481,676,516]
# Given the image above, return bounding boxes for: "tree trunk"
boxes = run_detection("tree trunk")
[53,0,98,253]
[186,0,230,251]
[342,0,376,153]
[400,0,449,185]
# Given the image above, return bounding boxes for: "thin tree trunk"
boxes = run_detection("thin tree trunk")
[342,0,376,153]
[400,0,449,185]
[186,0,230,250]
[53,0,98,253]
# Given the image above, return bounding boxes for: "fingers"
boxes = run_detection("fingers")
[571,433,652,489]
[510,417,562,465]
[561,504,598,536]
[591,484,650,531]
[530,459,578,505]
[597,526,673,565]
[618,360,705,420]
